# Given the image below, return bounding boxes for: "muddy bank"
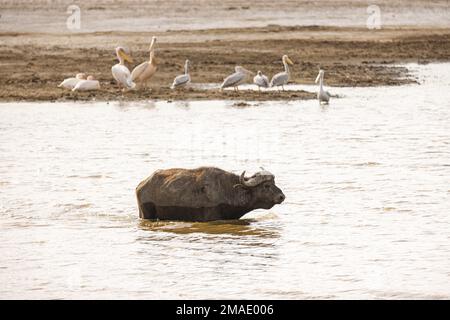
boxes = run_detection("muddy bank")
[1,26,449,102]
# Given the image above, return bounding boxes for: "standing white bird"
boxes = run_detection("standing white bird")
[315,69,331,104]
[253,70,269,91]
[72,75,100,92]
[220,66,254,91]
[111,46,136,90]
[171,59,191,89]
[58,73,86,90]
[270,55,294,91]
[131,36,157,88]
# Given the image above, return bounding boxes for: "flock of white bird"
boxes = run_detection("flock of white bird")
[58,36,331,104]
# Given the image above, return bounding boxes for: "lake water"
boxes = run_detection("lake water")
[0,63,449,299]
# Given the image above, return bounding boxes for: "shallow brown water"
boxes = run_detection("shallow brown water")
[1,0,449,33]
[0,64,449,299]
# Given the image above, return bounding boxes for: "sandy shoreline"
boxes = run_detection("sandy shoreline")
[1,0,449,102]
[1,25,449,102]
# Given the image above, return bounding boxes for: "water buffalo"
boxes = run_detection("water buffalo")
[136,167,285,222]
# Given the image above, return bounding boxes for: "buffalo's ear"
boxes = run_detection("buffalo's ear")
[236,186,251,207]
[201,183,211,194]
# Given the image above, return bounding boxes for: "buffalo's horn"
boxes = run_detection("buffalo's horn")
[239,171,247,185]
[245,171,274,187]
[240,171,258,188]
[239,170,256,188]
[241,176,261,187]
[238,170,275,188]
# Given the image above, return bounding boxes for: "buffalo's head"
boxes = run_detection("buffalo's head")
[236,169,285,209]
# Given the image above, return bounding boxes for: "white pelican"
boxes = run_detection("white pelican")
[58,73,86,90]
[315,69,331,104]
[131,36,157,88]
[72,75,100,91]
[111,46,136,90]
[171,59,191,89]
[253,70,269,91]
[220,66,253,91]
[270,55,294,91]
